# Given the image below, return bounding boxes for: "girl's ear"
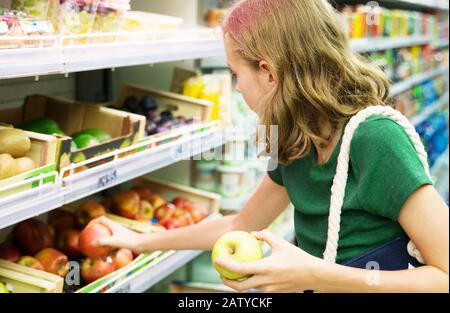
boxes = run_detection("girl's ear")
[259,60,277,86]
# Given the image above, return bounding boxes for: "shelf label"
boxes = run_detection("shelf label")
[98,170,118,188]
[114,283,131,293]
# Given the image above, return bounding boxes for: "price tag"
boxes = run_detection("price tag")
[98,170,118,188]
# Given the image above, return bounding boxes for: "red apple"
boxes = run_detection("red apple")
[132,186,152,202]
[79,224,113,258]
[184,203,208,223]
[111,190,140,219]
[154,203,176,222]
[171,197,189,209]
[75,201,106,228]
[149,193,166,210]
[35,248,69,277]
[111,248,133,269]
[17,256,44,271]
[161,218,181,230]
[81,257,116,284]
[139,200,154,220]
[175,211,195,227]
[0,243,22,262]
[52,215,77,236]
[13,219,54,255]
[56,229,82,259]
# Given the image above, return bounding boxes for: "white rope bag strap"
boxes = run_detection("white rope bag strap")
[323,105,431,264]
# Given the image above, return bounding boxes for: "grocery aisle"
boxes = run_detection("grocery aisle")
[0,0,448,294]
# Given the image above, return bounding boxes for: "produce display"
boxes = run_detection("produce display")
[103,185,208,229]
[416,111,449,167]
[369,46,448,83]
[11,0,50,20]
[394,76,447,118]
[93,0,130,33]
[0,128,35,180]
[123,95,195,136]
[18,117,112,150]
[48,0,100,35]
[339,4,449,41]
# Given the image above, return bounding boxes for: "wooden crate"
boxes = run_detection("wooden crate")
[117,85,213,122]
[0,260,63,293]
[0,125,58,198]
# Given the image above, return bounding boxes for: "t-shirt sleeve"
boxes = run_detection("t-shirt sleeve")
[350,117,433,221]
[267,164,284,186]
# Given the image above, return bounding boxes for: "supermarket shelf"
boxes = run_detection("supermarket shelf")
[349,36,432,53]
[0,172,63,230]
[0,124,225,229]
[410,91,449,126]
[431,147,449,199]
[220,194,251,211]
[433,39,449,50]
[0,28,224,79]
[391,65,449,96]
[201,36,434,69]
[336,0,449,11]
[111,250,203,293]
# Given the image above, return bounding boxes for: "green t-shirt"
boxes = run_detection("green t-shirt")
[268,115,432,263]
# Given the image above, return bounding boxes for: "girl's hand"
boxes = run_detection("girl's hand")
[89,216,144,253]
[214,230,321,293]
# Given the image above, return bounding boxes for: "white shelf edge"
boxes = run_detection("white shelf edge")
[391,65,449,96]
[350,36,432,53]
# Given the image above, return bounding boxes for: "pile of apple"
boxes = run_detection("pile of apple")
[103,185,209,230]
[0,205,134,286]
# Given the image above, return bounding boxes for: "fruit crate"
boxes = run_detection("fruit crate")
[0,124,58,199]
[19,94,146,171]
[53,176,221,293]
[0,259,63,293]
[112,84,214,143]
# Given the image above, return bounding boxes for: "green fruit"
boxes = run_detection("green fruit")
[73,129,111,143]
[19,118,61,135]
[73,134,100,149]
[71,141,78,151]
[72,152,86,164]
[0,281,9,293]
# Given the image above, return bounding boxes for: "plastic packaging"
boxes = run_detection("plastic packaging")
[93,0,130,33]
[216,164,247,199]
[11,0,50,19]
[193,160,219,192]
[49,0,99,35]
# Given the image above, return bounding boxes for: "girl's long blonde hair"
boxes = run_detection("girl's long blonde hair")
[223,0,391,164]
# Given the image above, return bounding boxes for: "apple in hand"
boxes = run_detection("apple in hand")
[211,231,263,281]
[13,219,54,255]
[0,243,22,262]
[35,248,69,277]
[79,224,113,258]
[17,256,44,271]
[76,201,106,228]
[81,256,116,284]
[56,229,82,259]
[112,190,140,219]
[111,248,134,269]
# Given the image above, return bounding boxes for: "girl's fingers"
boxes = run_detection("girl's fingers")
[221,275,268,293]
[251,230,283,248]
[214,258,266,275]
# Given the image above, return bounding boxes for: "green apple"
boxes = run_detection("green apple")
[211,231,263,281]
[0,281,9,293]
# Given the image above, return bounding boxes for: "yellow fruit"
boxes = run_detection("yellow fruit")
[0,154,18,180]
[0,128,31,158]
[15,157,35,175]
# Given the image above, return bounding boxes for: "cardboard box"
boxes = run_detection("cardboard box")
[20,95,146,171]
[0,125,58,198]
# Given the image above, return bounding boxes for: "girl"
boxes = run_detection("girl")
[93,0,449,292]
